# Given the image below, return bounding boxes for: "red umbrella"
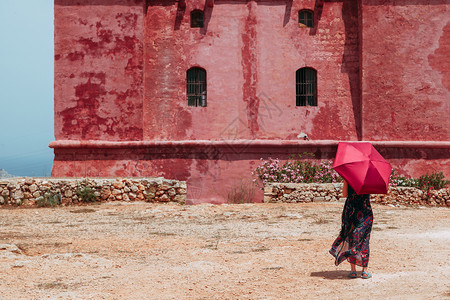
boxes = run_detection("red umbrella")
[333,142,392,195]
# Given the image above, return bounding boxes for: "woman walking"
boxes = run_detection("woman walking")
[329,180,373,279]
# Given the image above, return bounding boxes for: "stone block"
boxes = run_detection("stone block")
[13,190,24,200]
[174,194,186,204]
[263,195,273,203]
[113,181,124,189]
[29,184,38,193]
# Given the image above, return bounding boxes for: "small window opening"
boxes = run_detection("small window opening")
[296,67,317,106]
[191,10,204,28]
[298,10,314,28]
[187,67,207,107]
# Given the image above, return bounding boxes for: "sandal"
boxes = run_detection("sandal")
[361,271,372,279]
[348,271,357,278]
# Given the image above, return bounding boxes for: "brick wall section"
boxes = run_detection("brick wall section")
[264,183,449,207]
[0,178,186,206]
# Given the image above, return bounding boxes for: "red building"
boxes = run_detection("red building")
[51,0,449,203]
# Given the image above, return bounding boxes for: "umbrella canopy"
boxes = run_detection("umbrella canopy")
[333,142,392,195]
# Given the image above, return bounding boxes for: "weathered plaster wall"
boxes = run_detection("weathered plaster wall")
[361,0,450,141]
[143,0,361,141]
[54,0,144,140]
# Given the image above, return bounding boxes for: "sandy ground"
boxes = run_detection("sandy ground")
[0,201,449,300]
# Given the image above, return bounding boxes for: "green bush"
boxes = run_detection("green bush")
[37,193,61,207]
[76,185,97,203]
[415,172,449,191]
[390,170,448,191]
[227,181,255,204]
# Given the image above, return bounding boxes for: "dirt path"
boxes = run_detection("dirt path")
[0,202,449,299]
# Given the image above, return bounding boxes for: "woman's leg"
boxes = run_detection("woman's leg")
[348,263,357,278]
[361,267,372,279]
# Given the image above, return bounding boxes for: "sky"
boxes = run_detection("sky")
[0,1,54,177]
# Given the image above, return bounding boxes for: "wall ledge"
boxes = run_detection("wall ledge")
[49,139,450,149]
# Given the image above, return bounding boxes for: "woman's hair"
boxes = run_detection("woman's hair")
[348,184,356,197]
[348,183,370,197]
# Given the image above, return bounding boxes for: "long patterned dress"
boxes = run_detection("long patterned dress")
[329,185,373,267]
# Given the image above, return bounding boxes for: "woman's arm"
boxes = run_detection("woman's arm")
[342,180,348,198]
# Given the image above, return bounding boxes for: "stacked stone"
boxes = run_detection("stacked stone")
[0,177,186,206]
[264,183,343,203]
[373,187,450,207]
[264,183,449,207]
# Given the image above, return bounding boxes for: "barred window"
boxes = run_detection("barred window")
[298,10,314,28]
[191,10,204,28]
[296,67,317,106]
[187,67,207,107]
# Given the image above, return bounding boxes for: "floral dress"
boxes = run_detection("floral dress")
[329,185,373,267]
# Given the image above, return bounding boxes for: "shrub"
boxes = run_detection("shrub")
[253,153,341,185]
[254,155,449,192]
[76,185,97,203]
[227,181,255,204]
[389,170,417,188]
[37,193,61,207]
[415,172,449,191]
[390,170,448,191]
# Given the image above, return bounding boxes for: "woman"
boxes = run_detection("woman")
[329,180,373,279]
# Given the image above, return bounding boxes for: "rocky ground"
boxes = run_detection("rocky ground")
[0,202,449,299]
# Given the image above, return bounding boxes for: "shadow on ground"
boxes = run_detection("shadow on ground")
[310,270,354,280]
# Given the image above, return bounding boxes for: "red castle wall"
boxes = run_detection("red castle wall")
[143,0,361,141]
[51,0,450,203]
[54,0,144,141]
[361,0,449,141]
[360,0,450,176]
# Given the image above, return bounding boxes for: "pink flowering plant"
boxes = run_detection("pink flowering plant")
[389,170,448,190]
[253,153,342,185]
[415,172,449,191]
[389,170,417,188]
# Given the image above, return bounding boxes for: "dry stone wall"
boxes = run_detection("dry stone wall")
[0,178,186,206]
[264,183,449,207]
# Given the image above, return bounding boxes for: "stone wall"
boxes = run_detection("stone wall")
[0,178,186,206]
[264,183,449,207]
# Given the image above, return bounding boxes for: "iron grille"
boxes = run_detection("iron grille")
[296,68,317,106]
[298,10,314,28]
[191,10,204,28]
[187,67,207,107]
